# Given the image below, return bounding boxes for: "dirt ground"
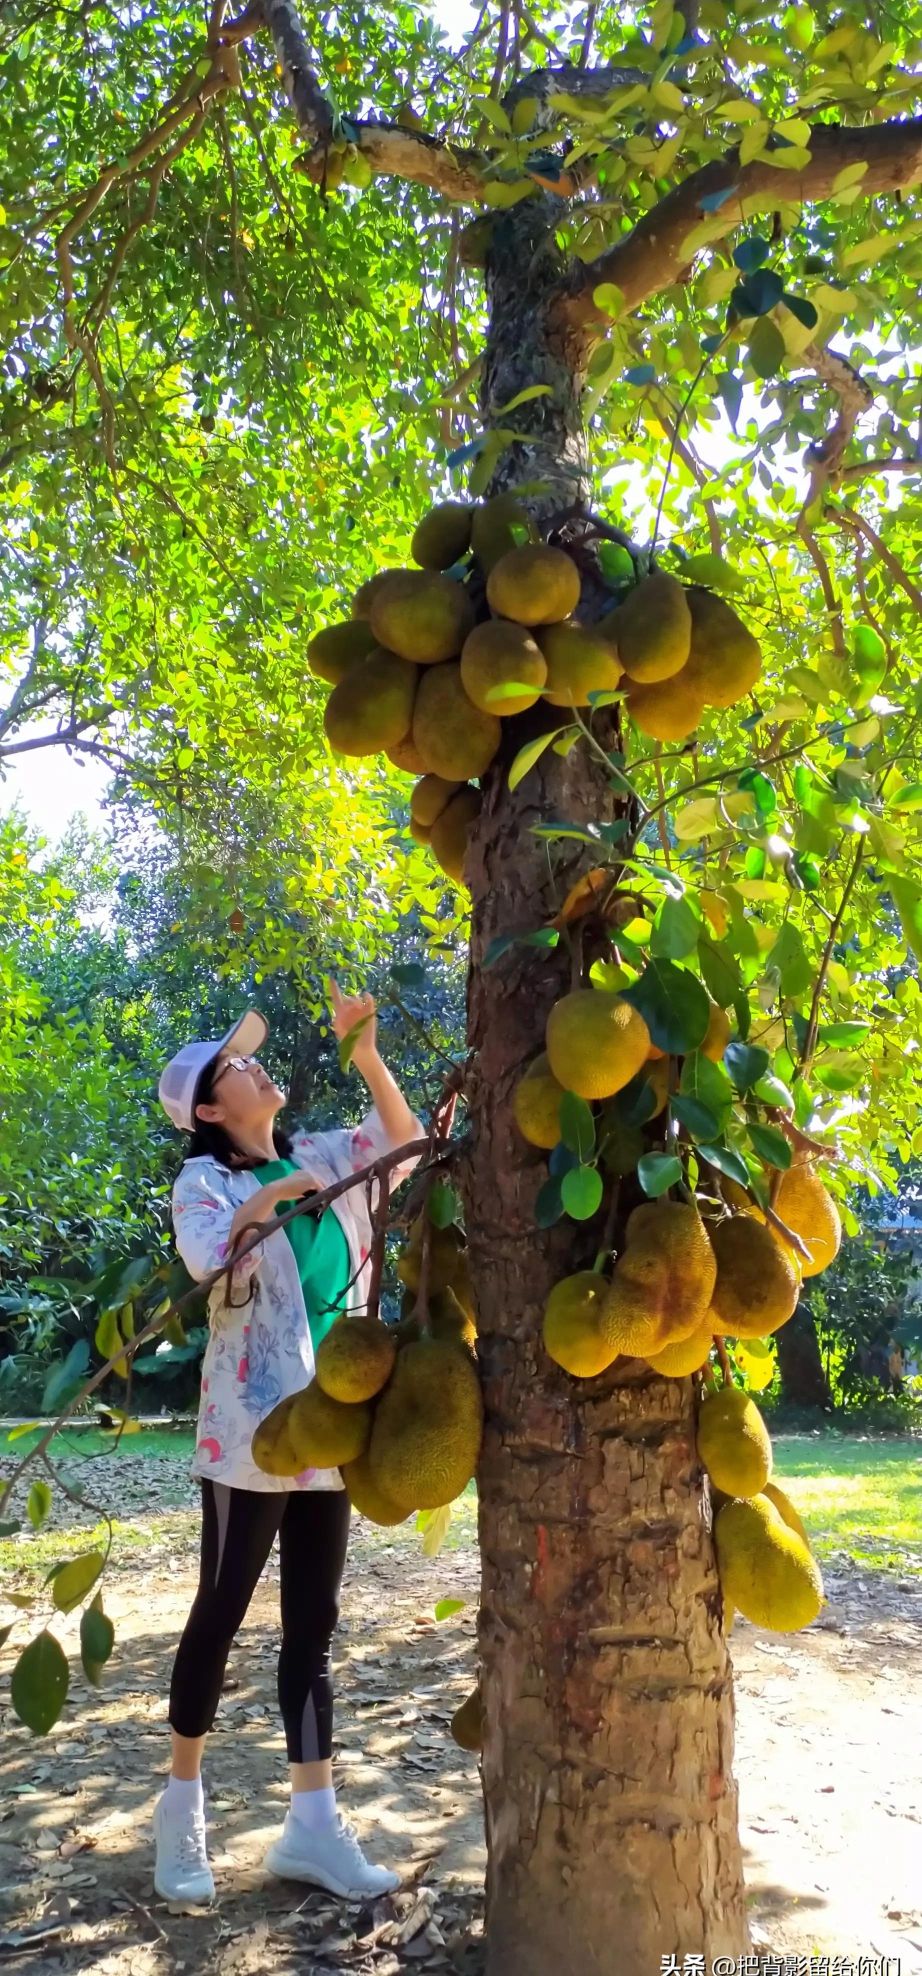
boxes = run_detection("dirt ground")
[1,1457,921,1976]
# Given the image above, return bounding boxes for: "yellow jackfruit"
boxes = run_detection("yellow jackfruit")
[367,1336,483,1510]
[308,617,377,685]
[641,1055,669,1118]
[387,731,428,775]
[450,1686,484,1752]
[543,1271,617,1378]
[412,501,474,571]
[696,1383,772,1496]
[370,570,475,664]
[315,1313,397,1404]
[410,817,431,846]
[410,774,463,829]
[701,999,731,1062]
[684,588,762,709]
[512,1052,566,1149]
[341,1450,408,1527]
[545,989,650,1100]
[353,568,411,618]
[430,786,482,884]
[460,619,547,715]
[324,649,417,757]
[715,1494,824,1632]
[771,1163,842,1278]
[252,1383,371,1475]
[412,662,501,780]
[486,545,581,627]
[710,1216,800,1337]
[598,1106,645,1177]
[536,620,622,708]
[763,1479,809,1546]
[602,1201,717,1358]
[626,670,706,742]
[470,493,538,573]
[613,572,692,684]
[646,1313,716,1377]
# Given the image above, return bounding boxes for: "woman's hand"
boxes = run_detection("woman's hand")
[328,976,378,1072]
[228,1171,318,1251]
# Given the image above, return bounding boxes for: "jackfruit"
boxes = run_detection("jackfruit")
[512,1052,566,1150]
[543,1271,617,1378]
[252,1382,371,1475]
[397,1217,475,1319]
[341,1450,408,1526]
[486,545,581,627]
[309,617,377,685]
[715,1494,824,1632]
[613,572,692,684]
[412,662,501,780]
[701,999,731,1062]
[315,1313,397,1404]
[410,774,463,829]
[646,1312,716,1377]
[370,570,475,664]
[367,1336,483,1509]
[536,620,622,708]
[626,671,706,742]
[430,785,482,884]
[597,1106,645,1177]
[696,1383,772,1496]
[684,588,762,708]
[763,1479,809,1546]
[387,731,428,775]
[410,817,431,846]
[460,619,547,715]
[602,1201,717,1358]
[710,1216,800,1337]
[412,501,474,571]
[450,1686,484,1751]
[470,493,538,573]
[398,1286,477,1353]
[545,989,651,1100]
[772,1163,842,1277]
[641,1055,669,1118]
[353,568,410,618]
[324,649,417,757]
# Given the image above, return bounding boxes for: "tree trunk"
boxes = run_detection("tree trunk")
[775,1299,832,1410]
[463,206,750,1976]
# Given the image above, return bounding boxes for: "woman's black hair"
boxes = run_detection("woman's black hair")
[183,1055,294,1170]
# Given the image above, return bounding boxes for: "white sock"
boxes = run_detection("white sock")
[163,1774,204,1815]
[291,1785,337,1831]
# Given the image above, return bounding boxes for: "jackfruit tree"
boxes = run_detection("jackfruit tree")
[3,1,922,1969]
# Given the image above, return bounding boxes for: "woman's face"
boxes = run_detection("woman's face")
[195,1052,285,1137]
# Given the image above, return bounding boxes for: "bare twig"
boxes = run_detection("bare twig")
[799,837,865,1072]
[831,503,922,616]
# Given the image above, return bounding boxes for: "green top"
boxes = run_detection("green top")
[252,1157,352,1352]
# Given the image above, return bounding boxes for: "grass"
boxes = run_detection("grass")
[1,1427,919,1583]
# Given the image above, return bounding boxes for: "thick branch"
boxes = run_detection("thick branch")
[258,0,333,145]
[294,119,488,202]
[800,341,875,513]
[830,502,922,615]
[561,117,922,334]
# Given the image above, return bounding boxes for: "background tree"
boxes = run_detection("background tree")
[3,1,922,1970]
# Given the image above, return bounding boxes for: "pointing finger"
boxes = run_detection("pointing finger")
[327,975,344,1011]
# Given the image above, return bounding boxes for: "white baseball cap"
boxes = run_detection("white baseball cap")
[158,1009,269,1132]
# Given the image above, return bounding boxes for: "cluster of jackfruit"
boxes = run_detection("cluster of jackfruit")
[308,496,762,889]
[251,1213,481,1523]
[697,1385,825,1633]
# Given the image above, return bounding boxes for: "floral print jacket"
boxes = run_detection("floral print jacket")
[171,1107,421,1493]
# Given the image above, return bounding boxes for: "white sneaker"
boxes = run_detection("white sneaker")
[153,1793,215,1904]
[265,1811,400,1899]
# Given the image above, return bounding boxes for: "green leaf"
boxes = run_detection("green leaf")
[561,1164,604,1221]
[698,934,742,1008]
[26,1481,52,1532]
[94,1307,122,1360]
[534,1176,564,1227]
[753,1074,794,1110]
[623,959,710,1054]
[79,1595,115,1685]
[427,1182,461,1229]
[651,894,700,960]
[724,1041,771,1091]
[598,542,635,584]
[697,1142,751,1186]
[51,1551,105,1615]
[670,1094,721,1140]
[508,728,564,791]
[433,1597,466,1621]
[748,1122,793,1170]
[637,1152,683,1197]
[42,1339,90,1414]
[483,926,559,967]
[679,553,746,593]
[10,1631,69,1735]
[680,1052,735,1123]
[890,781,922,813]
[747,315,786,378]
[338,1011,373,1071]
[767,922,812,999]
[890,877,922,963]
[420,1503,453,1557]
[816,1021,869,1045]
[559,1092,596,1162]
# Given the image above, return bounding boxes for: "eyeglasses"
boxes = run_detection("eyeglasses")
[212,1054,259,1086]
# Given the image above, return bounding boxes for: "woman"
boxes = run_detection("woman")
[154,982,421,1906]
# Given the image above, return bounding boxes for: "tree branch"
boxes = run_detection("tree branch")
[560,117,922,336]
[258,0,333,145]
[800,341,876,514]
[838,454,922,483]
[294,118,489,202]
[829,501,922,615]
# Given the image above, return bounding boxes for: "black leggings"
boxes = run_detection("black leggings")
[169,1482,351,1762]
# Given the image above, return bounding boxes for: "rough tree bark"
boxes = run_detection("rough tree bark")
[462,201,750,1976]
